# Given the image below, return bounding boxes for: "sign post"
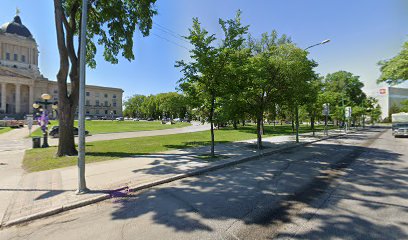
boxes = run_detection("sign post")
[27,114,33,136]
[322,103,330,136]
[345,106,352,133]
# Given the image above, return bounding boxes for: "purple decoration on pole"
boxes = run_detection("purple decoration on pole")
[37,110,49,134]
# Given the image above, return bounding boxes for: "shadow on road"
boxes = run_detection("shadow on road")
[108,130,407,239]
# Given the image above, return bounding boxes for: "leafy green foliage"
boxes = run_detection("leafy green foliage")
[378,41,408,85]
[123,92,188,119]
[176,11,249,155]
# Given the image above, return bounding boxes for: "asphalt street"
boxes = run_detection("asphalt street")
[1,128,406,240]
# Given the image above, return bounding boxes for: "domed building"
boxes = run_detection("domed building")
[0,13,123,118]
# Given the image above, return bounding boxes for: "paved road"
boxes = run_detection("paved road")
[1,128,407,239]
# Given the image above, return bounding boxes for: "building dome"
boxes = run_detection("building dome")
[0,15,32,38]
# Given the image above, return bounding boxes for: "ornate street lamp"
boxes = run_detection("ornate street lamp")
[33,93,58,148]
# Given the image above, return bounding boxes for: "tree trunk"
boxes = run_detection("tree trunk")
[295,105,299,143]
[260,117,264,135]
[242,119,245,126]
[209,94,215,157]
[54,0,79,156]
[291,112,295,133]
[233,120,237,129]
[256,115,262,150]
[57,96,78,156]
[311,113,315,137]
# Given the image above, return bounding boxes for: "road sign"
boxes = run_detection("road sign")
[345,106,352,118]
[27,114,33,131]
[322,103,330,116]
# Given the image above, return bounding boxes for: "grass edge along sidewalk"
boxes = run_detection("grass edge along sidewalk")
[1,128,357,229]
[24,125,336,172]
[30,120,191,137]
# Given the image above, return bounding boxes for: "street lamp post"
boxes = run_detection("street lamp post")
[32,93,58,148]
[295,39,330,142]
[304,39,330,50]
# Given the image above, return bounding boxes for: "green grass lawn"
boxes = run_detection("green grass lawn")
[24,124,337,172]
[0,127,13,134]
[30,120,191,137]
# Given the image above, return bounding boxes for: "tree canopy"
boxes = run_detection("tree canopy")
[378,41,408,85]
[53,0,157,156]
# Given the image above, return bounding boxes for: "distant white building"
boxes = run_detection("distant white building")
[375,87,408,120]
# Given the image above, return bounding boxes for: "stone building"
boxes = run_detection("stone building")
[0,14,123,119]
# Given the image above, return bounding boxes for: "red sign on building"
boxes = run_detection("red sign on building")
[379,88,386,95]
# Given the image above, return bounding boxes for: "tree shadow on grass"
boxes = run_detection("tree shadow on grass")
[108,130,408,238]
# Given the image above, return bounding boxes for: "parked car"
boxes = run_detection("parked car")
[85,116,92,121]
[49,126,90,138]
[147,118,154,121]
[116,117,124,121]
[132,118,140,121]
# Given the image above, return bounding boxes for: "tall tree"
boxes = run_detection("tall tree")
[176,11,248,157]
[378,41,408,85]
[245,31,291,149]
[53,0,157,156]
[123,94,146,118]
[279,44,317,142]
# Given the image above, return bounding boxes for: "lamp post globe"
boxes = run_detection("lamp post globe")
[41,93,52,101]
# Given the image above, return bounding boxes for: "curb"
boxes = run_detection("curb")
[0,129,364,228]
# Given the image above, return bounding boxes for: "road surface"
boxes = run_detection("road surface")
[1,128,406,240]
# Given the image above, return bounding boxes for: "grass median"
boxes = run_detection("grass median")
[30,120,191,137]
[24,124,336,172]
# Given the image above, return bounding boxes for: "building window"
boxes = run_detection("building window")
[95,92,100,98]
[86,111,90,115]
[104,93,108,98]
[53,89,58,94]
[21,55,26,63]
[14,54,18,61]
[95,100,100,106]
[104,101,109,106]
[105,110,108,114]
[86,100,90,106]
[112,94,117,99]
[113,110,117,114]
[96,110,99,114]
[113,102,117,107]
[86,92,90,97]
[6,53,10,60]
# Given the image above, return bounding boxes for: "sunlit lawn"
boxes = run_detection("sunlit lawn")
[30,120,191,137]
[24,124,337,172]
[0,127,13,134]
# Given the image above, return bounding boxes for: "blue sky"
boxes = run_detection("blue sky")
[1,0,407,100]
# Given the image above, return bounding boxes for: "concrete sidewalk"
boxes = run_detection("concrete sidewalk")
[0,126,38,226]
[0,128,351,227]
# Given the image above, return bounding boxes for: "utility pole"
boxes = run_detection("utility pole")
[297,39,330,142]
[77,0,89,194]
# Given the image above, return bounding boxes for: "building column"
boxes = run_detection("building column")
[1,83,6,113]
[15,83,21,113]
[29,85,34,114]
